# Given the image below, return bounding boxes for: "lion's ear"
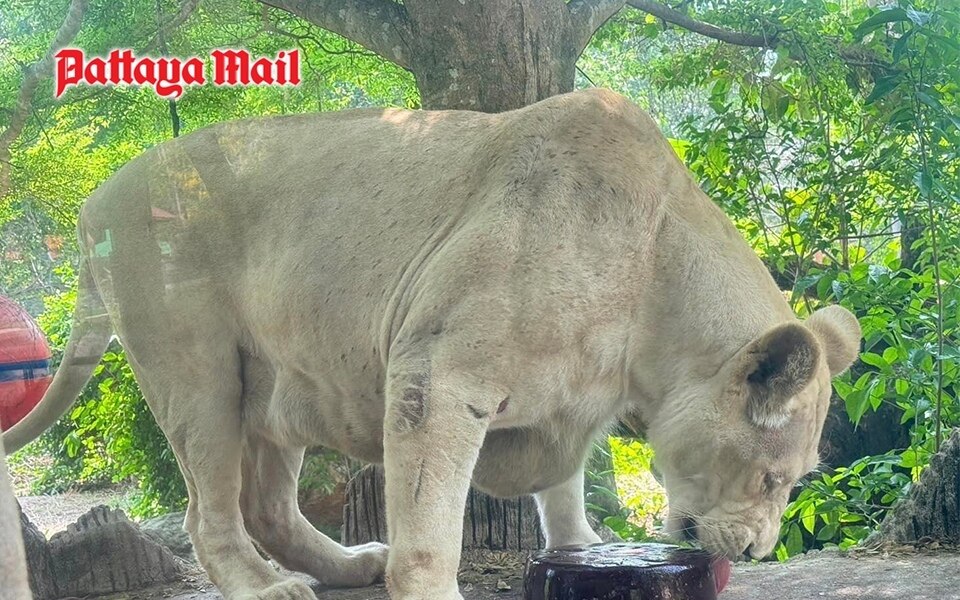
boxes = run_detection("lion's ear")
[737,323,821,429]
[805,305,861,376]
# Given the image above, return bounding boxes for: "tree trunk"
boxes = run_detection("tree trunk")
[16,505,185,599]
[259,0,624,112]
[818,386,911,469]
[404,0,580,111]
[879,428,960,544]
[19,508,56,599]
[343,464,545,550]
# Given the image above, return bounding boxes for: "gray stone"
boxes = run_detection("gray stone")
[140,510,195,561]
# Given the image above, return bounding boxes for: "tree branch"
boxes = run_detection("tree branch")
[0,0,88,201]
[575,0,889,82]
[568,0,627,52]
[256,0,413,69]
[625,0,777,47]
[141,0,200,54]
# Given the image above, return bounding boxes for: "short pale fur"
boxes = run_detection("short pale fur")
[1,436,32,600]
[3,89,860,599]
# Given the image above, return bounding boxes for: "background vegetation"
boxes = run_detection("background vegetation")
[1,0,957,558]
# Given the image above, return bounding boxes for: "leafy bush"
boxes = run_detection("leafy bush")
[605,438,666,540]
[777,452,912,559]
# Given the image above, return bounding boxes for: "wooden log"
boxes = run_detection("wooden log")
[342,465,545,550]
[19,507,56,599]
[879,428,960,544]
[35,505,186,598]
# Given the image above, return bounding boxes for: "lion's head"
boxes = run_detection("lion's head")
[647,305,861,559]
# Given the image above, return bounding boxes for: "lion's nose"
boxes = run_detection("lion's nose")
[679,517,698,542]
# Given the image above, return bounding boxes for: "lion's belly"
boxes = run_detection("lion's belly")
[471,419,601,498]
[238,346,387,462]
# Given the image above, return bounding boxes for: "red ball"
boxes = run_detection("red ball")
[0,295,52,432]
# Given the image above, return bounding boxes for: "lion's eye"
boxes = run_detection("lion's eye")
[763,472,784,492]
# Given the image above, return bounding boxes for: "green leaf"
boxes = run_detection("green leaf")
[794,272,822,296]
[859,352,888,369]
[816,523,839,541]
[916,91,946,112]
[905,8,931,26]
[892,29,915,62]
[881,346,900,365]
[914,170,933,198]
[761,83,791,122]
[929,33,960,53]
[801,501,817,534]
[869,378,886,410]
[785,523,804,556]
[710,77,731,113]
[866,75,902,104]
[894,378,909,396]
[854,8,910,39]
[845,385,873,424]
[900,447,929,469]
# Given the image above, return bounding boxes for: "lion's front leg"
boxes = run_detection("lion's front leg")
[535,469,603,549]
[382,361,500,600]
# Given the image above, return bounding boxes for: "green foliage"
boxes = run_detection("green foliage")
[299,449,347,495]
[777,453,912,559]
[607,438,667,537]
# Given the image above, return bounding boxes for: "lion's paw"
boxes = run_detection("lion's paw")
[326,541,389,587]
[236,578,316,600]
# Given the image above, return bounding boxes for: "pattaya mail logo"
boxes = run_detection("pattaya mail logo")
[54,48,301,99]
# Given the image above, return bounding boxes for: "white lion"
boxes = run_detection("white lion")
[1,435,31,600]
[4,89,860,600]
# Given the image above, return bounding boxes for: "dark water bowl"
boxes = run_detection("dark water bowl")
[523,542,729,600]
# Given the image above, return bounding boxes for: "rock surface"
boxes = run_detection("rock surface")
[140,510,194,561]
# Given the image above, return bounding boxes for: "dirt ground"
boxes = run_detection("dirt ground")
[91,548,960,600]
[18,490,128,535]
[17,489,960,599]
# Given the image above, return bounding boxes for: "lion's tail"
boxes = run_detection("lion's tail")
[3,257,112,453]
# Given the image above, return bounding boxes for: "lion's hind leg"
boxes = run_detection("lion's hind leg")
[121,346,314,600]
[240,434,388,588]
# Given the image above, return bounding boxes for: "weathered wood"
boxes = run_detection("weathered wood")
[343,465,545,551]
[880,428,960,544]
[20,507,56,599]
[31,505,186,598]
